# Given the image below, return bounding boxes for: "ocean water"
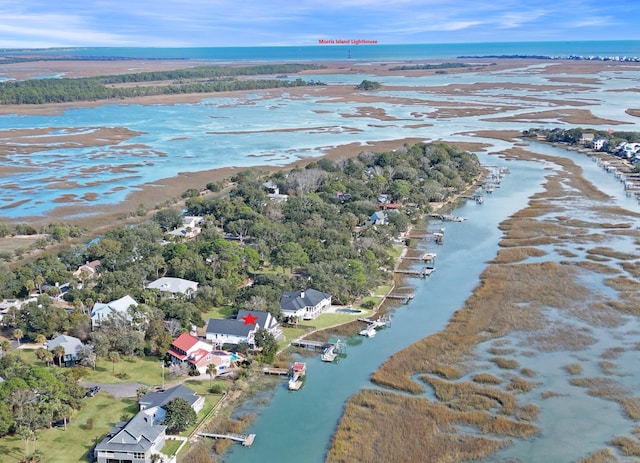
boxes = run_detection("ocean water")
[2,43,640,219]
[11,40,640,61]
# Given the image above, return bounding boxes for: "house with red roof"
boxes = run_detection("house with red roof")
[167,332,216,375]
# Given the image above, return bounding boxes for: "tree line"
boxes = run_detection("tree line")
[0,63,326,104]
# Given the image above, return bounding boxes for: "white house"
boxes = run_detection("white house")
[147,277,198,297]
[280,289,332,321]
[90,295,138,329]
[205,309,283,348]
[72,260,101,280]
[168,216,203,239]
[46,334,84,367]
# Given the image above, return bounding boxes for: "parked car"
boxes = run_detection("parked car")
[85,386,100,397]
[53,417,71,428]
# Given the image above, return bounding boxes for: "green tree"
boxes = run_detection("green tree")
[162,397,197,434]
[52,345,65,367]
[254,328,278,363]
[12,328,23,347]
[206,363,217,387]
[271,242,309,274]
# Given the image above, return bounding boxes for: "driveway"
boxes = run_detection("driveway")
[79,381,148,399]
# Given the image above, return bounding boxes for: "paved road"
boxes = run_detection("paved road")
[79,381,148,398]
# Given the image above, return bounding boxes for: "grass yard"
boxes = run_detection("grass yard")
[201,305,235,320]
[0,395,137,463]
[80,355,165,386]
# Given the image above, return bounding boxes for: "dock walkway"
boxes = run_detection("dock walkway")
[198,432,256,447]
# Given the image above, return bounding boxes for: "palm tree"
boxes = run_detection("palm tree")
[52,345,65,367]
[12,328,23,347]
[108,351,120,375]
[206,363,217,387]
[34,334,46,345]
[1,339,10,356]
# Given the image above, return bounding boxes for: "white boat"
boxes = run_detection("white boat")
[321,346,337,362]
[359,325,376,337]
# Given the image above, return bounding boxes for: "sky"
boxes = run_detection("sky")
[1,0,639,49]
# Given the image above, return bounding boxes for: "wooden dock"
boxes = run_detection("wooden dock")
[386,293,414,304]
[394,266,435,278]
[290,339,325,350]
[427,213,466,222]
[401,252,437,262]
[262,367,289,376]
[198,432,256,447]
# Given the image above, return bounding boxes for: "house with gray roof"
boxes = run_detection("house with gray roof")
[91,295,138,329]
[280,288,332,321]
[94,407,166,463]
[205,309,283,347]
[205,318,255,347]
[147,277,198,297]
[139,384,204,414]
[95,384,202,463]
[46,334,83,367]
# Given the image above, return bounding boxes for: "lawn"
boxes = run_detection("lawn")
[0,395,137,463]
[201,305,234,320]
[80,355,165,386]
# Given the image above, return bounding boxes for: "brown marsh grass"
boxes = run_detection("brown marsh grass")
[472,373,502,385]
[575,448,621,463]
[588,247,635,260]
[520,368,537,377]
[326,389,534,463]
[600,361,618,376]
[565,363,583,375]
[506,377,534,392]
[602,347,626,360]
[610,436,640,457]
[491,357,519,369]
[487,347,516,355]
[491,246,547,263]
[574,260,620,274]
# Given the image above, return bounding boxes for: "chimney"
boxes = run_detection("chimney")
[300,290,305,299]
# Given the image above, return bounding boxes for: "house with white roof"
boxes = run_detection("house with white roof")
[147,277,198,297]
[90,295,138,329]
[167,216,203,239]
[280,289,332,321]
[46,334,84,366]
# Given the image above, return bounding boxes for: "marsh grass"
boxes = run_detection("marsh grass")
[610,436,640,457]
[575,260,620,274]
[565,363,583,375]
[520,368,537,377]
[491,247,547,263]
[575,448,621,463]
[507,377,534,392]
[588,247,635,260]
[491,357,519,370]
[600,361,618,376]
[540,390,566,399]
[472,373,502,385]
[326,389,534,463]
[487,347,516,356]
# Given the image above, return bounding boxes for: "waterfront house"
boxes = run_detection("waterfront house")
[167,332,216,375]
[90,294,138,329]
[592,136,609,151]
[236,309,283,339]
[139,384,204,414]
[94,408,166,463]
[205,309,282,347]
[147,277,198,297]
[46,334,83,367]
[205,318,255,347]
[280,288,332,321]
